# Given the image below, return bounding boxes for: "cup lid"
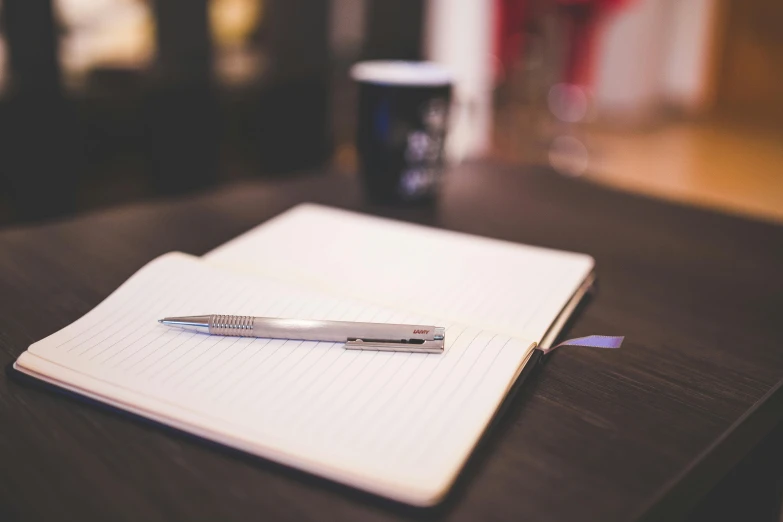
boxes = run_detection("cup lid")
[350,61,453,87]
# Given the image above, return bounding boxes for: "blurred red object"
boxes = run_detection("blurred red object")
[494,0,528,82]
[493,0,632,87]
[554,0,631,86]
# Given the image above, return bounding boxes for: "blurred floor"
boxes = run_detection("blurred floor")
[582,121,783,224]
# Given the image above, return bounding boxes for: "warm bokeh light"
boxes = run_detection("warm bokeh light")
[209,0,263,47]
[56,0,155,86]
[210,0,265,86]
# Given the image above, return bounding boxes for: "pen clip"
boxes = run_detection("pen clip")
[344,338,445,354]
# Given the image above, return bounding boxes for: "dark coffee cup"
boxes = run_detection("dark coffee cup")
[351,61,453,205]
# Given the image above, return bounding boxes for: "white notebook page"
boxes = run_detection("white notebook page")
[16,253,535,505]
[205,204,595,342]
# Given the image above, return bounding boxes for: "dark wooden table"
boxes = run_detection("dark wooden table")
[2,163,783,522]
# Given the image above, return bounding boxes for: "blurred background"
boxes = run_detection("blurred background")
[0,0,781,226]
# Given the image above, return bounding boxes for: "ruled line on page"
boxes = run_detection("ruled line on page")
[173,295,306,399]
[404,337,514,465]
[164,286,270,390]
[81,272,226,361]
[62,268,176,353]
[250,310,410,425]
[335,325,466,449]
[131,273,261,375]
[304,318,464,437]
[138,283,307,384]
[203,299,358,404]
[57,264,173,352]
[158,295,303,387]
[368,331,495,459]
[230,304,384,407]
[188,294,344,393]
[333,326,473,450]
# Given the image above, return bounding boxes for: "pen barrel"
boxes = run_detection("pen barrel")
[208,315,442,342]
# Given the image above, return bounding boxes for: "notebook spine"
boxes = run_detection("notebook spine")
[209,315,255,336]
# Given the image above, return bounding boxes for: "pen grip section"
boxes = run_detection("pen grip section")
[209,315,255,336]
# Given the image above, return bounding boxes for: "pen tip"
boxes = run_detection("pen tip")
[158,319,164,324]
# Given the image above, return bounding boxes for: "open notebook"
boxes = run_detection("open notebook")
[13,204,595,506]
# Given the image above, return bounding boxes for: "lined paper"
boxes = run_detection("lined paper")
[205,203,595,342]
[18,253,536,505]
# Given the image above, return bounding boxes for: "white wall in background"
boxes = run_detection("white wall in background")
[424,0,495,161]
[661,0,717,112]
[592,0,670,120]
[593,0,717,120]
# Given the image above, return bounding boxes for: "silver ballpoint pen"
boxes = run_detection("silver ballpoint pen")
[158,315,446,353]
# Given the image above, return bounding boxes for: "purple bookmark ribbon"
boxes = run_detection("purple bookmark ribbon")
[539,335,624,354]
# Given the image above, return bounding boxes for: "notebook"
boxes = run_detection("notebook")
[12,204,595,506]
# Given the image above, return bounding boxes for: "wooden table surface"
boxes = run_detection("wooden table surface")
[1,163,782,522]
